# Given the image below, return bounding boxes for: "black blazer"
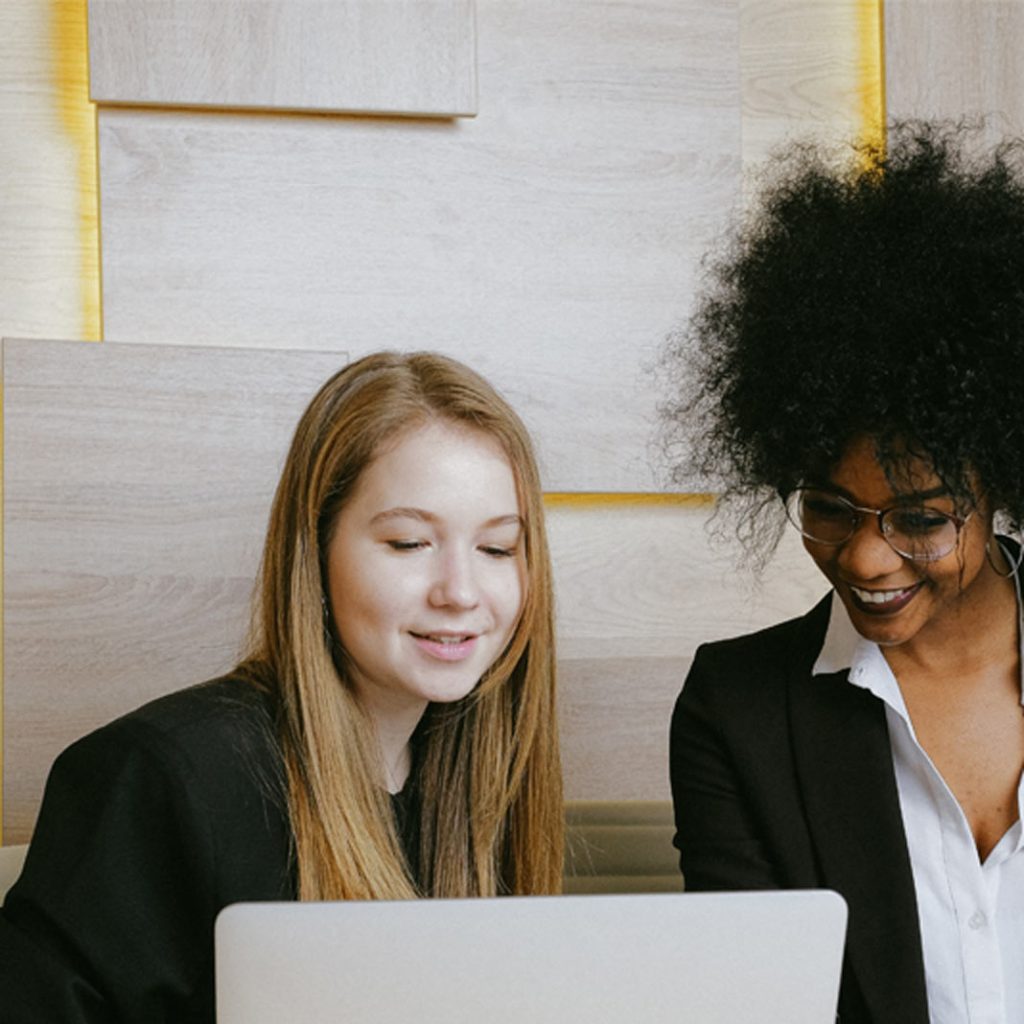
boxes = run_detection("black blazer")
[670,593,929,1024]
[0,677,295,1024]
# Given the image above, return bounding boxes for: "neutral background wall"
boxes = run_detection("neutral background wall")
[3,0,1020,843]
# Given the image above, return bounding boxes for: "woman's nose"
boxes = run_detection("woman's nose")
[429,550,480,609]
[836,514,906,579]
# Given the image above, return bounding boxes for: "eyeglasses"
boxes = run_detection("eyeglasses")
[783,487,972,563]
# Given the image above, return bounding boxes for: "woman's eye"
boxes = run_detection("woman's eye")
[480,544,518,559]
[804,498,849,521]
[386,539,427,551]
[891,509,950,535]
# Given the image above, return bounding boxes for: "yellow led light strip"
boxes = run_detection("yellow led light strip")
[54,0,102,342]
[543,493,714,509]
[858,0,886,150]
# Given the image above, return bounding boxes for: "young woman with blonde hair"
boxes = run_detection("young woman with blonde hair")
[1,351,563,1023]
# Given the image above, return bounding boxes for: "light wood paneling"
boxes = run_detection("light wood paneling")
[2,338,348,842]
[2,338,826,836]
[0,0,99,342]
[87,0,478,117]
[549,501,825,800]
[740,0,883,166]
[5,0,877,836]
[96,0,741,492]
[885,0,1024,139]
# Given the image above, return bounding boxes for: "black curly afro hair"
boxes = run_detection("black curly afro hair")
[659,120,1024,561]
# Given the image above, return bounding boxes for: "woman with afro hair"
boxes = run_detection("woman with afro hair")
[662,122,1024,1024]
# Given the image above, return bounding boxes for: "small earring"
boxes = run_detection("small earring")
[986,536,1024,579]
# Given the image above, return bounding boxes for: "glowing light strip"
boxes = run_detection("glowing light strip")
[53,0,101,341]
[858,0,886,149]
[543,493,714,509]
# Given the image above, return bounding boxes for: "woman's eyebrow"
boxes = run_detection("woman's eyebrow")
[809,481,952,503]
[370,507,436,525]
[891,484,953,503]
[484,514,525,529]
[370,508,523,528]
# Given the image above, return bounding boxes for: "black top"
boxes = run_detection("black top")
[670,593,929,1024]
[0,675,419,1024]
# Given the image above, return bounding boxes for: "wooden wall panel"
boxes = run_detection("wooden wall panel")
[88,0,478,117]
[741,0,882,167]
[550,502,825,800]
[2,340,827,835]
[96,0,741,492]
[0,0,99,342]
[885,0,1024,140]
[2,338,348,842]
[4,0,878,833]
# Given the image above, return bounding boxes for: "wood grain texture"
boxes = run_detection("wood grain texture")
[740,0,880,169]
[2,338,349,842]
[97,0,741,491]
[549,501,825,800]
[0,0,99,342]
[87,0,478,117]
[2,340,826,837]
[885,0,1024,139]
[547,501,825,662]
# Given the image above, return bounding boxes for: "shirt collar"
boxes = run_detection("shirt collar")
[812,544,1024,712]
[812,592,908,715]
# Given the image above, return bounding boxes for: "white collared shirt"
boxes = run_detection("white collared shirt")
[813,592,1024,1024]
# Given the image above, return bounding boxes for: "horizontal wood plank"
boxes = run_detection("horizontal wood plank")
[551,499,824,801]
[88,0,477,117]
[2,338,349,841]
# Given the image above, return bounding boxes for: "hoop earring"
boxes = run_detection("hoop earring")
[986,536,1024,579]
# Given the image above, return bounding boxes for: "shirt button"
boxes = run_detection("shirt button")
[968,911,987,930]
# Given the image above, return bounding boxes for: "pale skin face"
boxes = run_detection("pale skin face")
[325,419,526,791]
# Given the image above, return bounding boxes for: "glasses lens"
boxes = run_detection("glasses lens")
[786,489,856,544]
[882,507,959,561]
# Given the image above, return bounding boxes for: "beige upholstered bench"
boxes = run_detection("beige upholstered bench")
[0,844,28,905]
[563,801,680,894]
[2,804,679,905]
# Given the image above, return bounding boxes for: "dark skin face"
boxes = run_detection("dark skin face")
[800,436,1007,655]
[802,439,1024,863]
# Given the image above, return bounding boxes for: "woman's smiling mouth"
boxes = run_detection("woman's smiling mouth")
[410,632,480,660]
[847,582,923,613]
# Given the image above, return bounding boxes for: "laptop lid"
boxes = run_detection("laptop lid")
[216,890,846,1024]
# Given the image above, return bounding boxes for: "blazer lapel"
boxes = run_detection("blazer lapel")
[788,598,929,1023]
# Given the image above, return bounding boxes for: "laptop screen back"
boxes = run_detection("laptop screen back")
[216,889,846,1024]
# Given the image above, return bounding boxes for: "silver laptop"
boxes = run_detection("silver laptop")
[216,890,846,1023]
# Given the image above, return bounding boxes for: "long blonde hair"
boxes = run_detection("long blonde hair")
[239,351,562,899]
